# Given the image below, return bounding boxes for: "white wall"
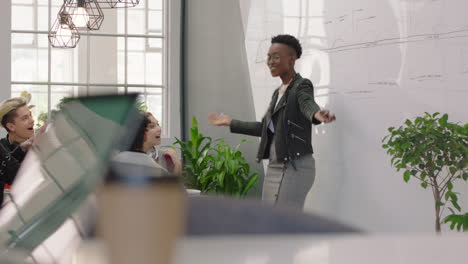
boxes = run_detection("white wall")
[241,0,468,232]
[0,1,11,138]
[0,0,11,102]
[184,0,264,195]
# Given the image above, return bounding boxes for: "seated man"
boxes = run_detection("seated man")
[0,92,43,206]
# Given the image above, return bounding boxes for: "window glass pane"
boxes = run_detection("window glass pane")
[145,93,163,129]
[127,37,163,85]
[99,8,119,34]
[51,48,79,83]
[149,0,163,10]
[12,34,48,82]
[148,38,162,49]
[86,85,119,96]
[128,37,145,51]
[118,51,125,84]
[127,51,144,84]
[148,10,163,34]
[117,8,125,34]
[49,4,62,29]
[12,32,35,46]
[127,9,145,35]
[38,6,49,31]
[126,87,164,133]
[12,5,34,30]
[88,35,120,84]
[95,8,120,35]
[51,86,79,111]
[12,0,33,4]
[11,85,48,127]
[145,52,163,85]
[38,32,49,48]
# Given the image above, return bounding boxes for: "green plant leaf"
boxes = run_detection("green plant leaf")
[420,171,427,180]
[420,182,428,189]
[218,171,225,188]
[451,199,461,212]
[436,201,445,207]
[443,213,468,232]
[438,114,448,126]
[449,192,458,203]
[403,171,411,182]
[449,167,458,175]
[241,173,259,197]
[447,181,454,191]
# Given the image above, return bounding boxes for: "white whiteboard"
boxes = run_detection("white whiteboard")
[242,0,468,232]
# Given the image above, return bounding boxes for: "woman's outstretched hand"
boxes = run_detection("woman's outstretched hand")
[208,112,232,126]
[314,110,336,123]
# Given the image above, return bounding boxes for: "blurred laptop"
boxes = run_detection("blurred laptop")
[0,94,140,263]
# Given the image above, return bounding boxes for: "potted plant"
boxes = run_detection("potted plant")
[173,117,259,197]
[382,113,468,232]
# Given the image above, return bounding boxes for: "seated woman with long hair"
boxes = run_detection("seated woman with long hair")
[113,112,182,177]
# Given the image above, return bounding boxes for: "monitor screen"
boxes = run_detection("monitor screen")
[0,94,140,261]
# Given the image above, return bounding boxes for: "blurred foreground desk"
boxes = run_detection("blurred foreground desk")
[76,233,468,264]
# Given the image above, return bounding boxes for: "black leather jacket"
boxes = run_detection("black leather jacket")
[230,73,321,165]
[0,135,27,205]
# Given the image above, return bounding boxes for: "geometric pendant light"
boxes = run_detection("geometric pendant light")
[64,0,104,31]
[48,0,139,48]
[109,0,140,8]
[48,5,81,48]
[96,0,140,8]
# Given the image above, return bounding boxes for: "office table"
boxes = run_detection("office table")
[74,233,468,264]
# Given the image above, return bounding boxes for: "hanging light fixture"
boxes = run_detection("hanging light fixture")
[95,0,140,8]
[109,0,140,8]
[48,0,138,48]
[48,5,80,48]
[64,0,104,31]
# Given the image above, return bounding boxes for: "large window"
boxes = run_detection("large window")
[11,0,179,137]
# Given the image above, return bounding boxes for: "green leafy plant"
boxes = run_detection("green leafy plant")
[382,113,468,232]
[173,117,259,197]
[35,97,77,128]
[135,98,148,112]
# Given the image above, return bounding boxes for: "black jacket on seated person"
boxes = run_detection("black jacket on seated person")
[229,73,321,165]
[0,136,27,206]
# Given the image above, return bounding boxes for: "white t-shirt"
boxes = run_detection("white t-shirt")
[268,83,289,133]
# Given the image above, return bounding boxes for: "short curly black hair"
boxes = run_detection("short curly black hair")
[271,34,302,59]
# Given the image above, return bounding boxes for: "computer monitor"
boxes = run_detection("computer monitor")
[0,94,140,262]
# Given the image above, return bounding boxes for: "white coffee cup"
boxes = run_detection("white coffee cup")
[186,189,201,196]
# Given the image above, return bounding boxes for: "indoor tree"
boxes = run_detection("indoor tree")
[382,113,468,232]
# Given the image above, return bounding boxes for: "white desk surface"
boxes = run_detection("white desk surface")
[75,233,468,264]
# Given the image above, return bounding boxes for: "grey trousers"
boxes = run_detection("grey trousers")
[262,137,316,209]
